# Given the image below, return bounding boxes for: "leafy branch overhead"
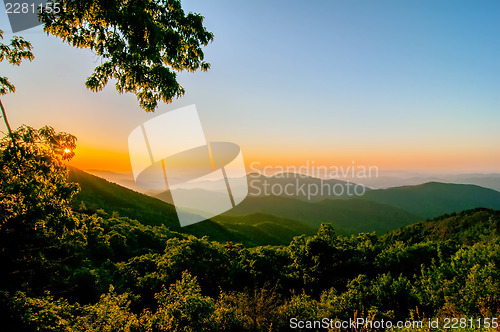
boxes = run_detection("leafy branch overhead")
[40,0,214,112]
[0,30,34,95]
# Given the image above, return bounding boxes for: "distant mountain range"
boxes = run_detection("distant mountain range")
[69,167,500,245]
[245,173,370,201]
[154,173,500,233]
[337,171,500,192]
[218,179,500,234]
[86,169,500,192]
[69,167,313,245]
[362,181,500,219]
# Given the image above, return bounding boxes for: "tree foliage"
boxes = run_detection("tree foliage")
[40,0,214,111]
[0,30,34,95]
[0,126,79,294]
[1,127,500,330]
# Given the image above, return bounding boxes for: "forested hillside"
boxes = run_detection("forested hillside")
[1,126,499,331]
[68,167,315,246]
[71,167,500,239]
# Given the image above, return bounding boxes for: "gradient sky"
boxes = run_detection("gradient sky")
[0,0,499,173]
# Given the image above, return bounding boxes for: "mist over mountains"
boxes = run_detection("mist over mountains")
[73,168,500,244]
[87,169,500,193]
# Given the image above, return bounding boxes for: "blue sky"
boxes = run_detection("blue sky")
[0,0,499,172]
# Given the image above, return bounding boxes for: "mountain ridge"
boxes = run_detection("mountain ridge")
[68,167,500,244]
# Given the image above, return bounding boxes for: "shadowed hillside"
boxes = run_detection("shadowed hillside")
[69,168,500,240]
[68,167,179,227]
[223,195,420,234]
[67,167,313,245]
[382,208,500,246]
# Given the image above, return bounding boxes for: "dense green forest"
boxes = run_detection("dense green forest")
[1,126,500,331]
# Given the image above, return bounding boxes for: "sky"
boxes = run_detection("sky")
[0,0,499,174]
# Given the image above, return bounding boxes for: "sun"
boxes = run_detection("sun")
[64,148,71,154]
